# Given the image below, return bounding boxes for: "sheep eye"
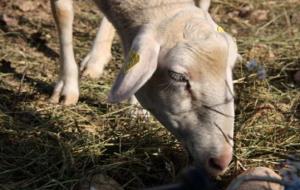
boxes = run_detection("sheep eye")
[168,70,188,82]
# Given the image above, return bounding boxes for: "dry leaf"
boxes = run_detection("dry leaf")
[15,1,40,12]
[268,49,276,61]
[250,10,269,23]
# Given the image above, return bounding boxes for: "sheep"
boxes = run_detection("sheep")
[50,0,239,176]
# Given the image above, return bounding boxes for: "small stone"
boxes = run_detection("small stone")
[1,14,18,27]
[227,167,283,190]
[257,66,267,80]
[294,71,300,84]
[246,59,257,71]
[239,5,253,18]
[77,174,123,190]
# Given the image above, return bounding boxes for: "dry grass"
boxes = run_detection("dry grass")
[0,0,299,189]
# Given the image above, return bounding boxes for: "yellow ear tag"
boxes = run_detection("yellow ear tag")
[124,51,140,73]
[217,26,225,33]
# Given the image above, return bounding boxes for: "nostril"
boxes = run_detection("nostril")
[209,158,224,171]
[208,149,233,173]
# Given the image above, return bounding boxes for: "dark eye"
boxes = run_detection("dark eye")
[168,70,188,82]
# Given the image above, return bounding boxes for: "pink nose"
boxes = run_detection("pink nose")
[208,149,232,172]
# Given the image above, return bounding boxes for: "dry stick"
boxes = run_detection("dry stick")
[18,63,29,95]
[233,74,257,84]
[255,13,285,35]
[99,105,133,118]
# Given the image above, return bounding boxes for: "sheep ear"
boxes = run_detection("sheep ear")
[108,30,160,103]
[224,34,239,68]
[199,0,211,12]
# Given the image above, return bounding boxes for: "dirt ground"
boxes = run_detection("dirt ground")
[0,0,299,189]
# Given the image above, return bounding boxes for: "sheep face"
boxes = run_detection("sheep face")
[108,16,238,177]
[137,32,237,176]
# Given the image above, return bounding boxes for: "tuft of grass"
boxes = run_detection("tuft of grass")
[0,0,299,189]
